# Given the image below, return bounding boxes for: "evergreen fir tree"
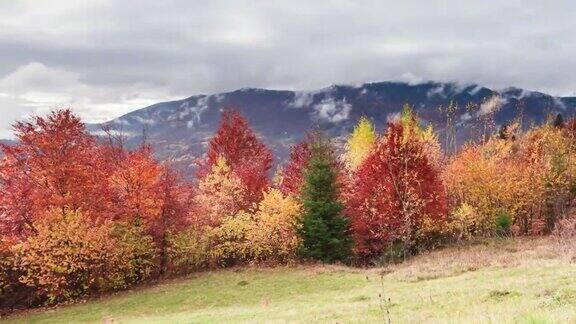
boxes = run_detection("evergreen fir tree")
[553,113,564,128]
[298,136,351,263]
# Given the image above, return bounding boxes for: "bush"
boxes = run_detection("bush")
[495,211,512,237]
[443,125,576,238]
[208,213,252,267]
[446,203,481,241]
[0,240,37,312]
[167,226,211,274]
[377,241,409,265]
[553,202,576,239]
[14,210,156,304]
[246,189,302,264]
[443,141,511,237]
[108,221,157,286]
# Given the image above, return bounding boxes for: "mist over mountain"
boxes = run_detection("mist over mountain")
[70,81,576,169]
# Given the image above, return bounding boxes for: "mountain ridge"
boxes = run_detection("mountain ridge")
[4,81,574,168]
[88,81,574,170]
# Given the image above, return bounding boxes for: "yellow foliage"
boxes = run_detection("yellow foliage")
[195,189,303,267]
[0,239,16,299]
[400,104,443,166]
[446,203,481,240]
[195,156,248,226]
[246,189,302,263]
[443,124,576,237]
[345,116,376,169]
[208,213,252,267]
[13,210,156,304]
[167,226,211,274]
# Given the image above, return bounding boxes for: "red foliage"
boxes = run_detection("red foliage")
[0,110,114,238]
[279,140,311,196]
[279,133,349,197]
[0,110,191,256]
[199,110,273,205]
[347,122,447,259]
[110,146,190,231]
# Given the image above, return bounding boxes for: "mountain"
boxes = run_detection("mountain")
[83,81,574,169]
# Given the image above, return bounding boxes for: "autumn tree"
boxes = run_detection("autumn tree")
[348,112,447,260]
[278,136,312,196]
[247,189,302,263]
[345,116,376,170]
[298,137,351,263]
[200,110,273,205]
[14,209,156,304]
[443,120,575,238]
[193,156,248,226]
[0,110,113,239]
[109,146,192,274]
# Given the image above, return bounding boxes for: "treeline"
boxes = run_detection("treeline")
[1,107,575,311]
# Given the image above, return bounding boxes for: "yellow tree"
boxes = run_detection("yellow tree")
[247,189,302,263]
[193,156,248,227]
[345,116,376,169]
[400,104,443,166]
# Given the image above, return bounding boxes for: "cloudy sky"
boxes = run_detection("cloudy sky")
[0,0,575,137]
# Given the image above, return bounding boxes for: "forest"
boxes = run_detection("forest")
[0,105,575,312]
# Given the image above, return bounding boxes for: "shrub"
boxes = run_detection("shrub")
[495,211,512,237]
[443,141,510,236]
[0,239,36,312]
[14,210,155,304]
[109,221,157,286]
[246,189,302,264]
[0,240,14,299]
[446,203,480,241]
[553,201,576,239]
[208,213,252,267]
[377,241,409,265]
[167,226,211,274]
[14,211,116,303]
[443,124,575,238]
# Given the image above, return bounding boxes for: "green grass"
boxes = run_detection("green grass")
[4,238,576,323]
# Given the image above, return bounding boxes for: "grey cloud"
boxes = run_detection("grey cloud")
[1,0,576,137]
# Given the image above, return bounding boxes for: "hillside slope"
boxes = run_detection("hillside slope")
[92,82,576,170]
[7,238,576,323]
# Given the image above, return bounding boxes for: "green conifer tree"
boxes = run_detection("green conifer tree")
[298,136,351,263]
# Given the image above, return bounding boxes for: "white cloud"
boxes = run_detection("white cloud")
[0,62,177,137]
[313,98,352,123]
[290,91,314,108]
[426,83,447,98]
[479,95,505,115]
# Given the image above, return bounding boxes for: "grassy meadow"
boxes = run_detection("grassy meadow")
[4,237,576,323]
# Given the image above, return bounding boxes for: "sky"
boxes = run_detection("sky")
[1,0,575,138]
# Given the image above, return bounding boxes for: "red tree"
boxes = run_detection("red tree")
[199,110,273,205]
[347,121,447,260]
[0,110,114,238]
[109,145,192,273]
[279,132,348,197]
[0,109,192,270]
[279,139,311,196]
